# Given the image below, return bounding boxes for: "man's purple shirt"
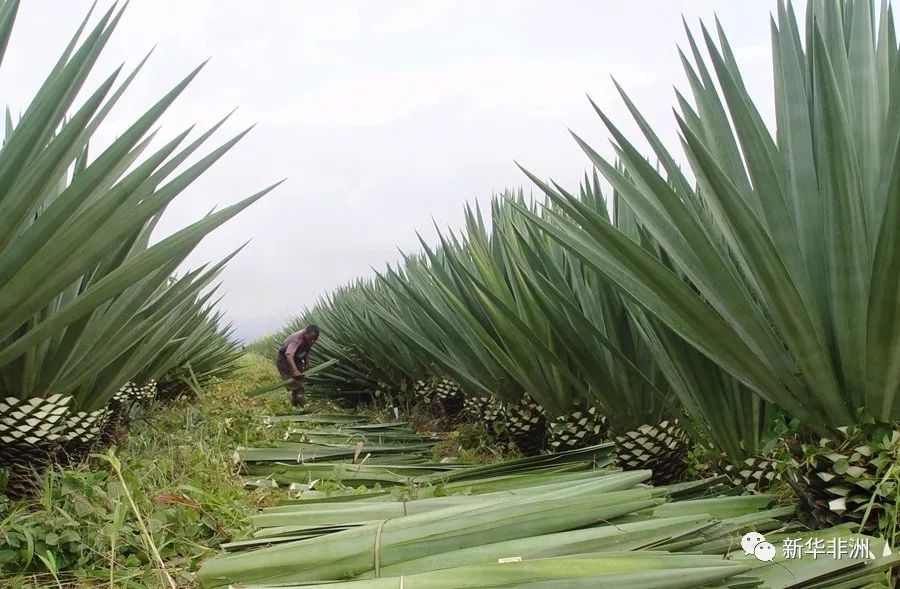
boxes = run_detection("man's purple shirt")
[276,328,313,376]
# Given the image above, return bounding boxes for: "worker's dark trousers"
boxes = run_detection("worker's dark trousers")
[275,353,304,407]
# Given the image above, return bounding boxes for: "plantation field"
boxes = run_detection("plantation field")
[2,0,900,587]
[4,353,897,588]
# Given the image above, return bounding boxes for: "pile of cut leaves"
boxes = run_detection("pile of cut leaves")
[198,414,899,588]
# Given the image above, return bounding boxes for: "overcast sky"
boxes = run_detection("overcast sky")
[4,0,782,341]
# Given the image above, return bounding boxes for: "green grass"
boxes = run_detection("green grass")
[429,422,523,464]
[0,354,315,588]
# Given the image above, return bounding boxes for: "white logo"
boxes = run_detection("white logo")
[741,532,777,561]
[744,534,890,562]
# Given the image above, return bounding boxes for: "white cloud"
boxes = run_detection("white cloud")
[247,55,659,127]
[371,0,459,34]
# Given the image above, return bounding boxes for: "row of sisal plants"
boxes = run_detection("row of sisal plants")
[256,0,899,541]
[0,0,277,494]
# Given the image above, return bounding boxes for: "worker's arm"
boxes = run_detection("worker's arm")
[283,340,302,376]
